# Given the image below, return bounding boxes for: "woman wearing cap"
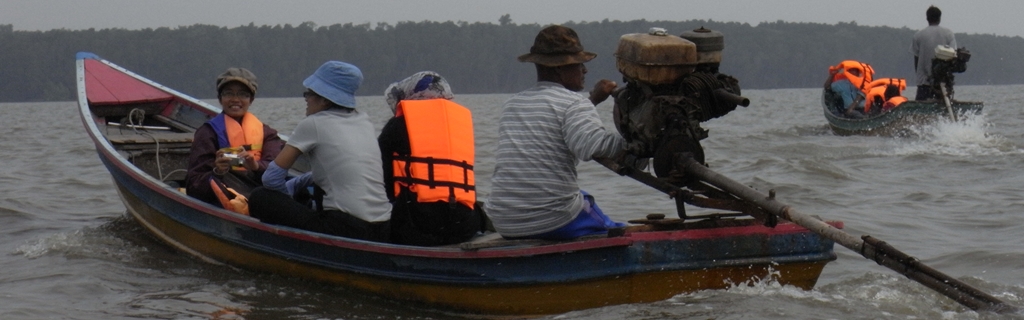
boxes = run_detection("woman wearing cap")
[486,25,626,241]
[185,67,284,209]
[379,71,483,246]
[248,61,392,242]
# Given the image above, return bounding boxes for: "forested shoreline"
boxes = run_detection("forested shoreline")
[1,17,1021,102]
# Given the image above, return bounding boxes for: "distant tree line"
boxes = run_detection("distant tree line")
[0,16,1021,102]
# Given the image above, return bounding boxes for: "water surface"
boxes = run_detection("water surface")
[2,85,1023,319]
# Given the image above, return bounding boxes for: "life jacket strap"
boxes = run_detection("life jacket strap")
[394,155,475,192]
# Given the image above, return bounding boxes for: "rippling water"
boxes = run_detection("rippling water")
[2,85,1024,319]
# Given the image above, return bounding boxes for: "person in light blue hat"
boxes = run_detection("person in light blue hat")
[302,60,362,109]
[248,61,393,242]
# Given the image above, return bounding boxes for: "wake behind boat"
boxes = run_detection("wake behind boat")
[822,91,983,136]
[822,51,982,136]
[75,52,839,316]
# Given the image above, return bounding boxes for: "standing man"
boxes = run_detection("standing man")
[485,25,626,241]
[911,5,957,101]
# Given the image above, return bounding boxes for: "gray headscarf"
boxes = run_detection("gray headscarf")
[384,71,454,113]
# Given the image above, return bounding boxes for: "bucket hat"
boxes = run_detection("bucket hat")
[517,25,597,67]
[303,61,363,108]
[216,67,258,95]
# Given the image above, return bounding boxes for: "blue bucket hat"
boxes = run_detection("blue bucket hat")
[303,61,363,108]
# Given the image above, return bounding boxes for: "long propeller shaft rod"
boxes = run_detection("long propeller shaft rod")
[677,157,1015,313]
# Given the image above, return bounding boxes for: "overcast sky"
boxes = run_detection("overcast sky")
[2,0,1021,38]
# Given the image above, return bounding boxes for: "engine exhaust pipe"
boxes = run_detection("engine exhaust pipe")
[714,88,749,107]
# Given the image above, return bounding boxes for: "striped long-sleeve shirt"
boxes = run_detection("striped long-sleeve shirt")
[485,82,625,237]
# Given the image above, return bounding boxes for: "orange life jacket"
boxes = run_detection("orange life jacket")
[829,60,875,92]
[864,78,907,113]
[868,78,907,91]
[883,96,908,112]
[210,178,249,215]
[210,112,264,171]
[392,99,475,208]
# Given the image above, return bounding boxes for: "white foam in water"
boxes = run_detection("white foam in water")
[888,113,1024,157]
[667,265,827,302]
[14,227,141,261]
[14,230,84,259]
[718,267,825,301]
[661,268,1000,318]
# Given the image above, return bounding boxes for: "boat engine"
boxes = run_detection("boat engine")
[930,45,971,99]
[611,27,749,182]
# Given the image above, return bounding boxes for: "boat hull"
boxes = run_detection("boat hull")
[78,51,837,316]
[100,145,833,314]
[822,89,983,136]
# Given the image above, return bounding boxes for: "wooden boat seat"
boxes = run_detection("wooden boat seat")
[458,233,554,250]
[107,131,194,146]
[152,115,196,133]
[456,232,611,250]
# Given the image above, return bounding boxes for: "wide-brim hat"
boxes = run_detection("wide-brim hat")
[216,67,258,95]
[303,61,363,108]
[517,25,597,67]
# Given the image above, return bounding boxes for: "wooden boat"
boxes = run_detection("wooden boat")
[76,51,838,316]
[822,88,983,136]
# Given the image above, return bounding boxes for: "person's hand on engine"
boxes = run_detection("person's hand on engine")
[589,79,618,105]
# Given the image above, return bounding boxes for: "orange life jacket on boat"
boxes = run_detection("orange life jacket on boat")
[883,96,908,112]
[209,112,264,171]
[392,99,476,208]
[829,60,875,92]
[864,78,907,113]
[867,78,907,91]
[210,178,249,215]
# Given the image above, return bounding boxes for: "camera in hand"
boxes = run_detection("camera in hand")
[224,153,244,166]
